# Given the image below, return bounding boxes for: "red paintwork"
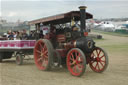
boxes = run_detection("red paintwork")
[56,49,67,58]
[56,34,66,43]
[63,42,75,50]
[84,32,88,36]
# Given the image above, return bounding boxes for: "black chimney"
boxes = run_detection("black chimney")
[79,6,87,36]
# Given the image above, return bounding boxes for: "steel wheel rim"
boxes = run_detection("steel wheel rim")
[67,49,84,76]
[90,48,107,72]
[34,40,49,70]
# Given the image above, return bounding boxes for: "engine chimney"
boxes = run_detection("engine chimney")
[79,6,87,36]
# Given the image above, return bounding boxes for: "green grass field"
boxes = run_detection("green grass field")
[93,30,128,57]
[93,30,128,37]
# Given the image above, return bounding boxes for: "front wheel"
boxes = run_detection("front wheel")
[67,48,86,77]
[89,47,108,73]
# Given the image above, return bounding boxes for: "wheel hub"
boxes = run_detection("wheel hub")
[73,60,76,65]
[41,53,44,57]
[96,57,100,62]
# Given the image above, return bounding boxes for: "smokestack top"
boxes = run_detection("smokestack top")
[79,6,87,10]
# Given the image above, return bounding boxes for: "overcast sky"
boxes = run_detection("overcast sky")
[1,0,128,22]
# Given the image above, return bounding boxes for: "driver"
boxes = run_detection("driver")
[72,27,79,32]
[43,25,56,39]
[72,26,80,39]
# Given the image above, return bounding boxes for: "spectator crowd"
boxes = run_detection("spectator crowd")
[2,29,29,40]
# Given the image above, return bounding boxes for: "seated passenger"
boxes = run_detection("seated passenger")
[8,32,14,40]
[16,31,22,40]
[21,29,28,40]
[13,31,17,40]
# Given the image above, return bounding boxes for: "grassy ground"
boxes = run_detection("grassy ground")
[92,30,128,37]
[93,31,128,53]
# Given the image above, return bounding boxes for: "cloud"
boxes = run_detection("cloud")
[1,0,128,22]
[8,12,17,17]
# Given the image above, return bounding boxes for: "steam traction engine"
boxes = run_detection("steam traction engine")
[29,6,108,77]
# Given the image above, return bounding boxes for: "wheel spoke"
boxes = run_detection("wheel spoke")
[97,62,100,70]
[43,44,47,51]
[72,65,77,73]
[92,52,97,58]
[37,57,42,62]
[98,50,101,57]
[76,53,80,61]
[39,42,43,49]
[71,53,74,61]
[77,64,83,69]
[99,61,104,67]
[91,60,95,64]
[94,62,98,69]
[91,53,94,57]
[76,64,83,73]
[69,62,74,66]
[100,55,105,59]
[77,57,83,63]
[43,50,48,55]
[43,54,48,59]
[96,50,99,57]
[35,49,41,54]
[100,60,105,63]
[70,57,73,61]
[42,47,45,52]
[44,60,48,64]
[75,52,78,60]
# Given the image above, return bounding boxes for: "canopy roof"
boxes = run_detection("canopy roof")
[29,11,93,25]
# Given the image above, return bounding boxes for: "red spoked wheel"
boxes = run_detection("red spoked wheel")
[34,39,54,71]
[89,47,108,73]
[67,48,86,77]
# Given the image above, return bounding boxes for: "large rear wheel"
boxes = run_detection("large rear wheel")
[34,39,54,71]
[89,47,108,73]
[67,48,86,77]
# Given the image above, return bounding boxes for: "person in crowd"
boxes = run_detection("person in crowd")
[16,31,22,40]
[13,31,17,40]
[39,30,44,39]
[8,31,14,40]
[21,29,28,40]
[29,31,35,39]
